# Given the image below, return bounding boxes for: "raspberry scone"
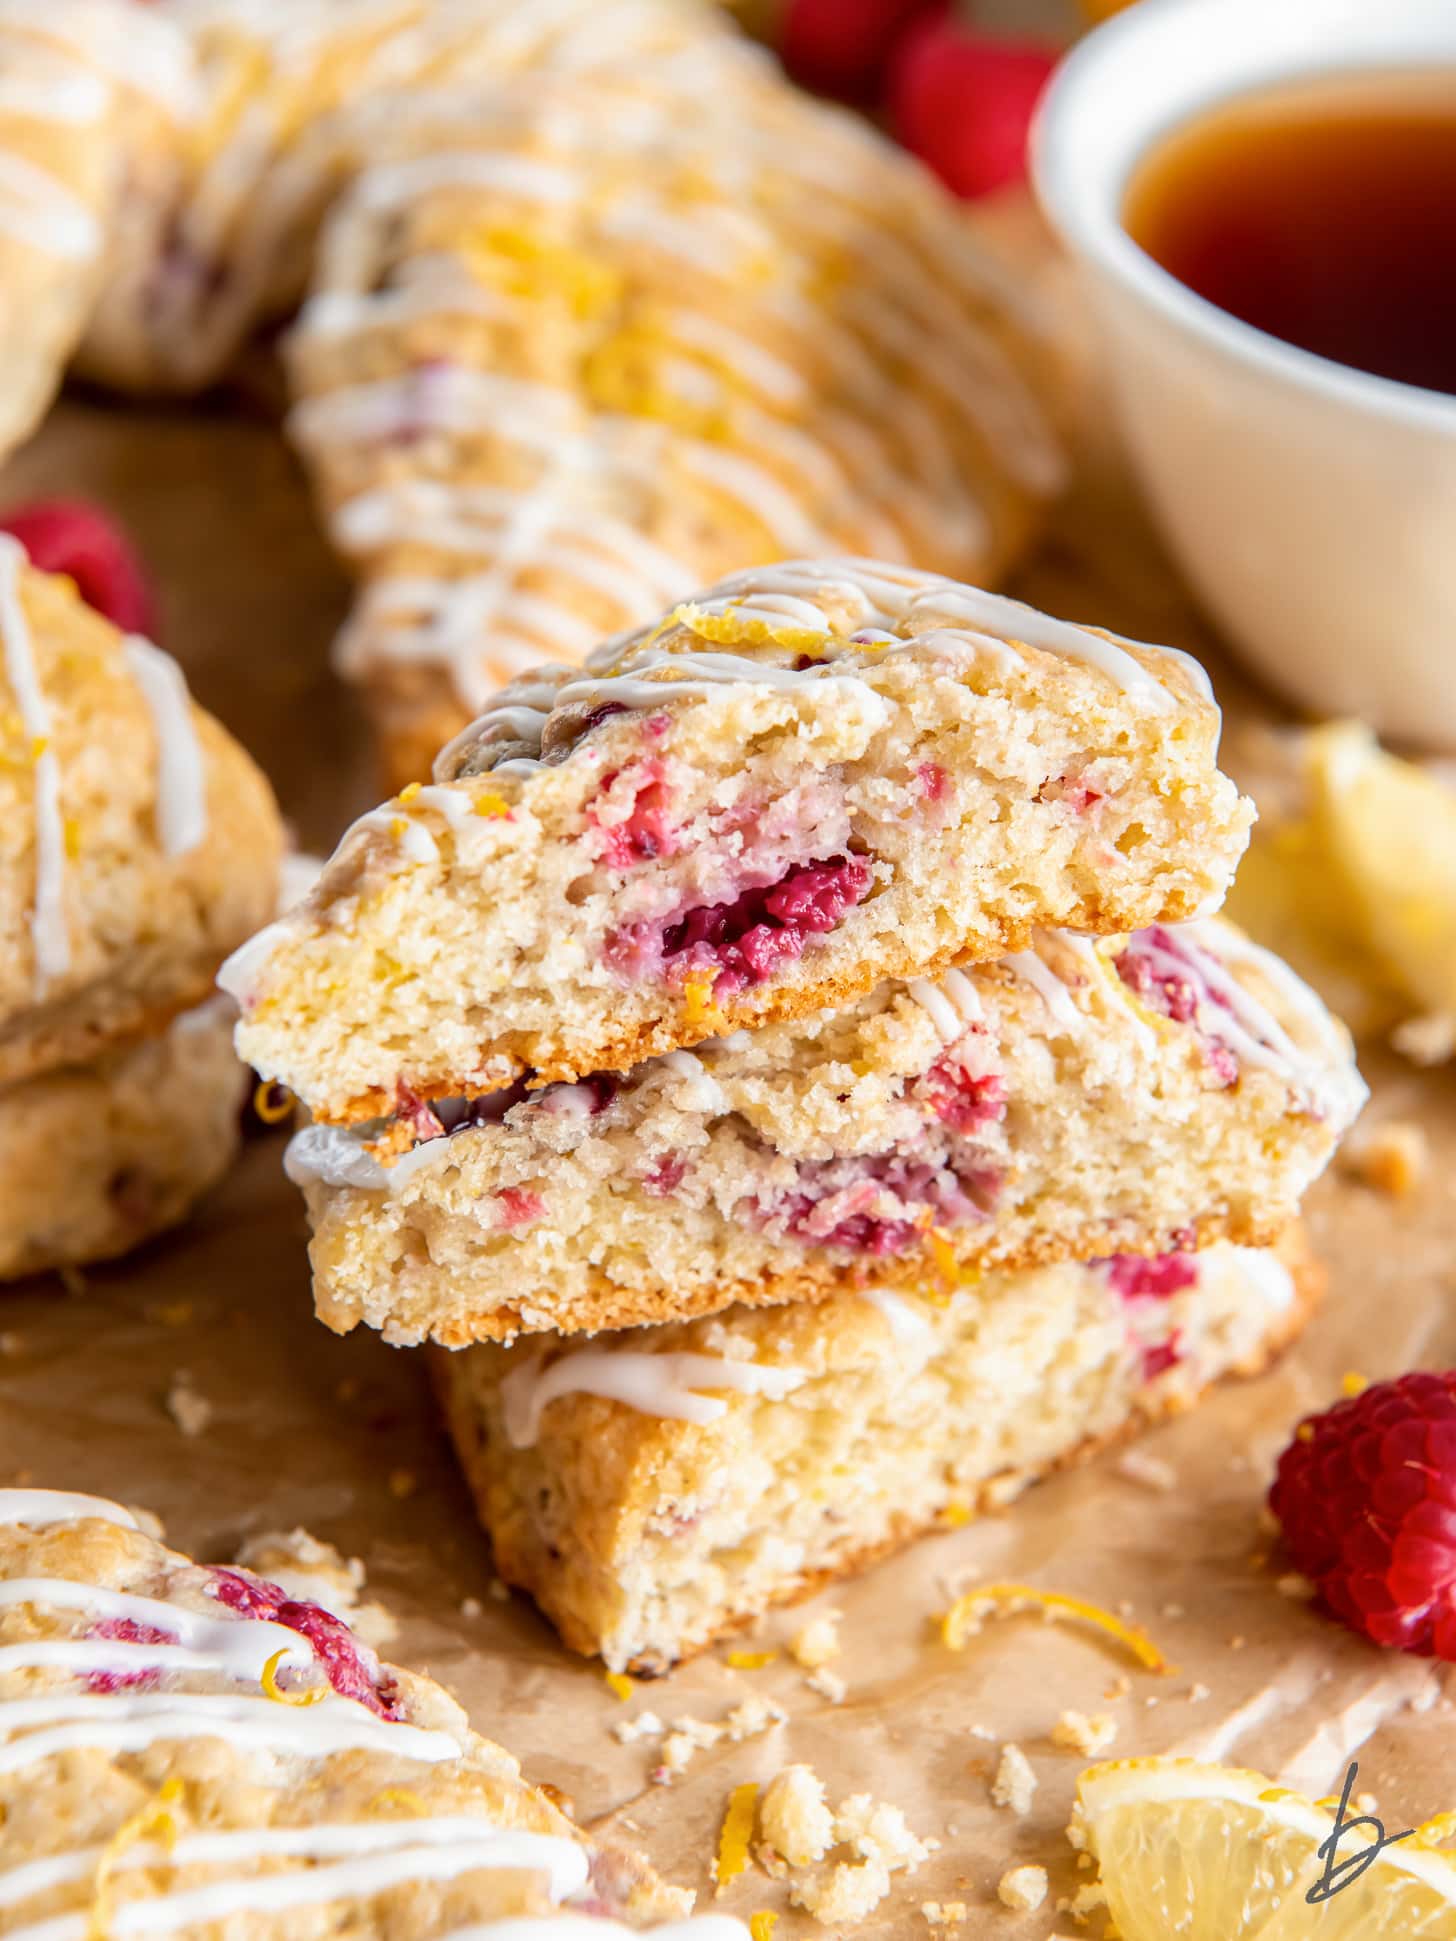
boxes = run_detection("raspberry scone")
[225,560,1252,1127]
[0,538,283,1085]
[0,1488,741,1940]
[283,916,1361,1345]
[0,0,191,460]
[0,993,241,1280]
[436,1230,1319,1671]
[289,62,1063,783]
[80,0,739,396]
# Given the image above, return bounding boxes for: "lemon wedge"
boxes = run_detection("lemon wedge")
[1071,1756,1456,1939]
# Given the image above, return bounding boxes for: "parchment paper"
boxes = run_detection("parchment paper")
[4,210,1455,1937]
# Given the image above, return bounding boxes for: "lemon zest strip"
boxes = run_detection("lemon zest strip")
[87,1778,185,1940]
[940,1583,1173,1675]
[261,1646,326,1706]
[726,1650,778,1670]
[369,1787,432,1817]
[604,1670,635,1702]
[714,1782,759,1890]
[749,1913,778,1941]
[252,1079,294,1125]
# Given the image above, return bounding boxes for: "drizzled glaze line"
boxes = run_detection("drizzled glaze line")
[121,638,208,857]
[0,535,67,988]
[501,1350,806,1448]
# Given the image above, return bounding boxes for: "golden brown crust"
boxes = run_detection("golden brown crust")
[349,1205,1295,1347]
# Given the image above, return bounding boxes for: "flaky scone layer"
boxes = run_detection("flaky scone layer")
[437,1231,1319,1672]
[288,917,1361,1346]
[228,560,1251,1124]
[0,993,242,1281]
[0,1489,719,1938]
[0,548,284,1084]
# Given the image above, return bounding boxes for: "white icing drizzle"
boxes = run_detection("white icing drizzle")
[0,1490,135,1531]
[906,977,965,1043]
[0,1819,586,1919]
[215,916,294,1006]
[1137,922,1348,1113]
[0,149,97,257]
[121,637,208,857]
[0,0,196,116]
[1002,949,1085,1034]
[0,51,107,126]
[658,1049,727,1114]
[502,1350,806,1449]
[1224,1247,1296,1315]
[860,1287,933,1344]
[0,535,67,989]
[284,1121,447,1194]
[4,1832,589,1941]
[447,1922,749,1941]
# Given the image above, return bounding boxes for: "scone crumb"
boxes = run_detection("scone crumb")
[387,1469,417,1500]
[996,1864,1047,1912]
[233,1529,397,1647]
[790,1611,842,1670]
[1391,1012,1455,1066]
[760,1766,836,1869]
[460,1596,483,1620]
[921,1902,967,1927]
[164,1374,211,1439]
[488,1579,510,1603]
[1276,1573,1316,1600]
[612,1710,664,1746]
[1341,1119,1428,1198]
[1116,1449,1177,1492]
[991,1744,1038,1816]
[792,1860,891,1925]
[807,1667,847,1704]
[1050,1711,1117,1757]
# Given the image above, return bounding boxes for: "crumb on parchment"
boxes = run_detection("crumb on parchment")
[1050,1711,1117,1757]
[790,1611,841,1670]
[1340,1118,1429,1198]
[996,1864,1048,1912]
[991,1744,1038,1816]
[755,1762,934,1925]
[164,1373,212,1438]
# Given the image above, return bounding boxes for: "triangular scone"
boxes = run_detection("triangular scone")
[0,539,283,1084]
[287,918,1363,1346]
[0,1488,720,1936]
[228,560,1252,1125]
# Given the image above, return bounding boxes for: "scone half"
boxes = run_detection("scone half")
[435,1229,1320,1674]
[287,917,1362,1345]
[227,560,1251,1122]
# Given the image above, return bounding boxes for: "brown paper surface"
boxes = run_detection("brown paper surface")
[3,211,1455,1937]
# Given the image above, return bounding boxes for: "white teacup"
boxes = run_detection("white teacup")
[1033,0,1456,746]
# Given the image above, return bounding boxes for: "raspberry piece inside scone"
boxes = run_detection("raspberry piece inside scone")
[285,916,1364,1346]
[226,559,1253,1124]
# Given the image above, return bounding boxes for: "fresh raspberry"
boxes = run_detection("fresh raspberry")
[888,18,1059,200]
[0,498,158,636]
[1269,1372,1456,1658]
[780,0,944,105]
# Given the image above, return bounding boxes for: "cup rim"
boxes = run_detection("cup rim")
[1031,0,1456,431]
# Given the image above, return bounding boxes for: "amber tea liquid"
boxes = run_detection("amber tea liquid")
[1122,72,1456,395]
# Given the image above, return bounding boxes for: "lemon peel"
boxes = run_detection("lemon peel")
[87,1778,185,1940]
[941,1584,1172,1675]
[926,1229,959,1294]
[604,1670,635,1702]
[252,1079,294,1125]
[473,791,510,819]
[681,969,724,1033]
[749,1913,778,1941]
[261,1646,325,1706]
[726,1650,777,1670]
[714,1781,758,1890]
[369,1787,432,1817]
[672,601,835,656]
